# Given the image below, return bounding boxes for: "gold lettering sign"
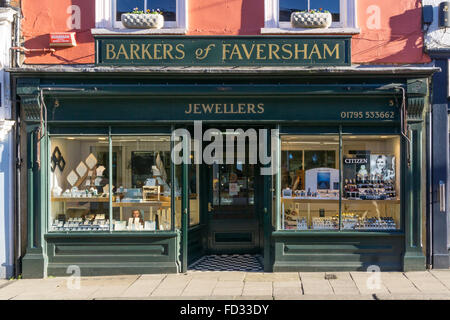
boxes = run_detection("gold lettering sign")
[185,103,265,114]
[99,37,349,66]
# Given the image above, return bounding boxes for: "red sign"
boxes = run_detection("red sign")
[49,33,77,47]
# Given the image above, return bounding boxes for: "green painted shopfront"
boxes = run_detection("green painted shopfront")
[12,36,436,277]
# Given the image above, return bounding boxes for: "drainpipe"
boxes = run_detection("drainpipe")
[427,102,433,268]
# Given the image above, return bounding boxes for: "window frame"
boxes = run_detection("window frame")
[264,0,357,30]
[95,0,188,31]
[112,0,177,29]
[48,132,177,233]
[276,132,403,232]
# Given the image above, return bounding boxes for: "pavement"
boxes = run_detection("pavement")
[2,270,450,300]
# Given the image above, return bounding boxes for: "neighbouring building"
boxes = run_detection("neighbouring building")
[0,0,18,279]
[8,0,438,277]
[423,0,450,269]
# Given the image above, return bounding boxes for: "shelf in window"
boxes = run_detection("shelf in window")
[51,197,109,202]
[281,197,400,204]
[112,201,170,208]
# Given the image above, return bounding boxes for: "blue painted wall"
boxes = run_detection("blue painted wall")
[431,57,450,268]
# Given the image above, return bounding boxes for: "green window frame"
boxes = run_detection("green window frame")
[47,127,178,233]
[276,128,403,232]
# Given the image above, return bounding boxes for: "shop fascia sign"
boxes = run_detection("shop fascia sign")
[95,36,351,67]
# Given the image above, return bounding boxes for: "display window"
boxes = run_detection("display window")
[49,136,111,232]
[49,135,176,232]
[279,134,401,231]
[281,135,340,230]
[111,136,172,231]
[341,135,400,230]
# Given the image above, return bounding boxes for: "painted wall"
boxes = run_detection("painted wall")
[22,0,429,64]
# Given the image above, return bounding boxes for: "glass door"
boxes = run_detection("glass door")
[205,129,262,254]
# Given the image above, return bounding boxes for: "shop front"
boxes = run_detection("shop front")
[12,36,435,278]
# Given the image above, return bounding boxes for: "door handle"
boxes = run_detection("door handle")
[439,181,446,212]
[208,202,214,212]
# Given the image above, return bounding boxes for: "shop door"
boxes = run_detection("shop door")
[205,131,263,254]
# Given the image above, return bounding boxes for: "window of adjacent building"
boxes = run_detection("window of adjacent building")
[279,0,341,24]
[49,136,111,232]
[265,0,357,30]
[279,134,401,231]
[114,0,177,28]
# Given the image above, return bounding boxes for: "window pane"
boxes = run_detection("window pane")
[50,136,110,232]
[342,136,400,230]
[279,0,307,22]
[149,0,176,21]
[310,0,340,21]
[116,0,145,21]
[280,135,340,230]
[111,136,172,231]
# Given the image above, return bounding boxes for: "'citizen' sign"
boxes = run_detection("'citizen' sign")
[344,158,368,164]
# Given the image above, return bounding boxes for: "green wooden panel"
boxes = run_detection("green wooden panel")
[95,36,351,66]
[273,232,404,272]
[45,233,179,276]
[188,225,206,265]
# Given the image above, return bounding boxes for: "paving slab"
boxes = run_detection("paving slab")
[151,288,185,297]
[214,280,244,288]
[0,278,68,300]
[189,272,223,280]
[156,278,192,290]
[375,293,450,300]
[349,272,389,295]
[83,275,139,299]
[273,287,302,296]
[4,271,450,300]
[243,282,273,289]
[120,277,164,297]
[217,272,246,281]
[275,294,374,300]
[0,280,11,289]
[273,280,302,288]
[244,273,274,282]
[211,287,243,296]
[404,272,450,294]
[242,282,273,296]
[379,272,419,294]
[181,279,218,296]
[164,274,193,281]
[429,270,450,291]
[299,272,334,295]
[327,272,360,295]
[238,295,273,300]
[138,274,167,281]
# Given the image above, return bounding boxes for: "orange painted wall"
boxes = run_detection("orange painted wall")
[22,0,429,65]
[352,0,429,64]
[22,0,95,64]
